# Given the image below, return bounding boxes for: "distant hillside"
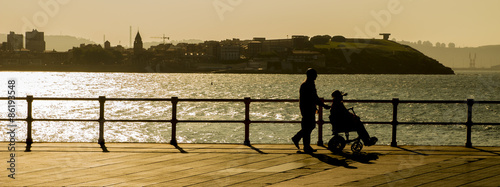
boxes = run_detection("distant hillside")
[144,39,203,49]
[315,39,454,74]
[0,34,95,52]
[398,41,500,68]
[45,35,96,51]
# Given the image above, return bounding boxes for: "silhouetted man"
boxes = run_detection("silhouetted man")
[292,68,330,153]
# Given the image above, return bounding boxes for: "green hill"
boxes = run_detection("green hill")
[315,39,454,74]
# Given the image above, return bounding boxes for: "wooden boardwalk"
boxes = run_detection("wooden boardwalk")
[1,143,499,186]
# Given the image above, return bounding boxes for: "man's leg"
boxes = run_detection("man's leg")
[292,129,303,149]
[292,117,311,149]
[302,117,316,152]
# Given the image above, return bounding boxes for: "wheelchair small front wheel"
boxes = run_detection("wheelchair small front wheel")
[351,140,363,153]
[328,135,346,152]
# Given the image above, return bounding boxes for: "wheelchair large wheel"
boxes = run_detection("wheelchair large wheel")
[351,140,363,153]
[328,135,346,152]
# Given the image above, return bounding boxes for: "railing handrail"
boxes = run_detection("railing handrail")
[1,96,499,152]
[4,96,500,104]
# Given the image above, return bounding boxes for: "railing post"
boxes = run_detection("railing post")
[244,97,251,145]
[391,98,399,147]
[466,99,473,148]
[25,95,33,152]
[317,98,325,146]
[98,96,106,148]
[170,97,178,146]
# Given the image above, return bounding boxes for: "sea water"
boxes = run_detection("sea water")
[0,71,499,146]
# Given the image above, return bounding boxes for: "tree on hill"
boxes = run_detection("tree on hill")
[331,35,347,42]
[310,35,331,45]
[422,41,433,47]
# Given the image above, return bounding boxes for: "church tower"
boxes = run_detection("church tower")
[133,31,143,54]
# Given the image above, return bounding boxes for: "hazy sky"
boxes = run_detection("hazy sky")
[1,0,499,47]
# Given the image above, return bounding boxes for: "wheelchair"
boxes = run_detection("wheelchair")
[327,108,368,153]
[328,129,364,153]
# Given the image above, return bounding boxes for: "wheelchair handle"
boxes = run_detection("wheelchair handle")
[348,107,356,115]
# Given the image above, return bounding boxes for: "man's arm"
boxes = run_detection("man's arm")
[313,87,330,109]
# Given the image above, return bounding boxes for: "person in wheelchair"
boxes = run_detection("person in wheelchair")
[329,90,377,146]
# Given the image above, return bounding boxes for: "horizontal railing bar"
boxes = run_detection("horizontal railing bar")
[106,119,172,123]
[250,99,299,102]
[0,97,97,101]
[326,121,466,125]
[35,119,98,122]
[396,122,500,125]
[249,121,301,123]
[179,120,244,123]
[0,119,96,122]
[326,100,467,104]
[106,98,172,101]
[36,98,98,101]
[0,97,27,100]
[475,101,500,104]
[179,98,243,102]
[399,122,467,125]
[1,118,498,125]
[360,121,393,124]
[2,97,498,104]
[398,100,467,104]
[328,121,500,125]
[342,100,393,103]
[464,122,500,125]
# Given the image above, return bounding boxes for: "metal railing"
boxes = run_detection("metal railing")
[1,96,499,152]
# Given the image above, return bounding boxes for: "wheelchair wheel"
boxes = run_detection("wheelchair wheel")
[351,140,363,153]
[328,135,346,152]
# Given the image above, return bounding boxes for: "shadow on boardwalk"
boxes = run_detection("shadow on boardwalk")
[308,150,380,169]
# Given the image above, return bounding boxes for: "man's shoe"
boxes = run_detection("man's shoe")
[292,137,300,149]
[304,147,317,154]
[370,137,378,146]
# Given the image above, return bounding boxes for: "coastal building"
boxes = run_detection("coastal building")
[220,38,241,46]
[262,39,292,53]
[220,45,240,61]
[26,29,46,52]
[380,33,391,40]
[133,31,143,54]
[204,41,221,60]
[247,37,292,57]
[292,35,309,49]
[247,40,263,57]
[42,51,70,65]
[7,32,23,51]
[282,50,325,73]
[186,43,204,56]
[104,41,111,49]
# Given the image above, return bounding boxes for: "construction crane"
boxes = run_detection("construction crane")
[151,34,170,44]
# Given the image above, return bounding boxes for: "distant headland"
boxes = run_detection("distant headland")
[1,32,454,74]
